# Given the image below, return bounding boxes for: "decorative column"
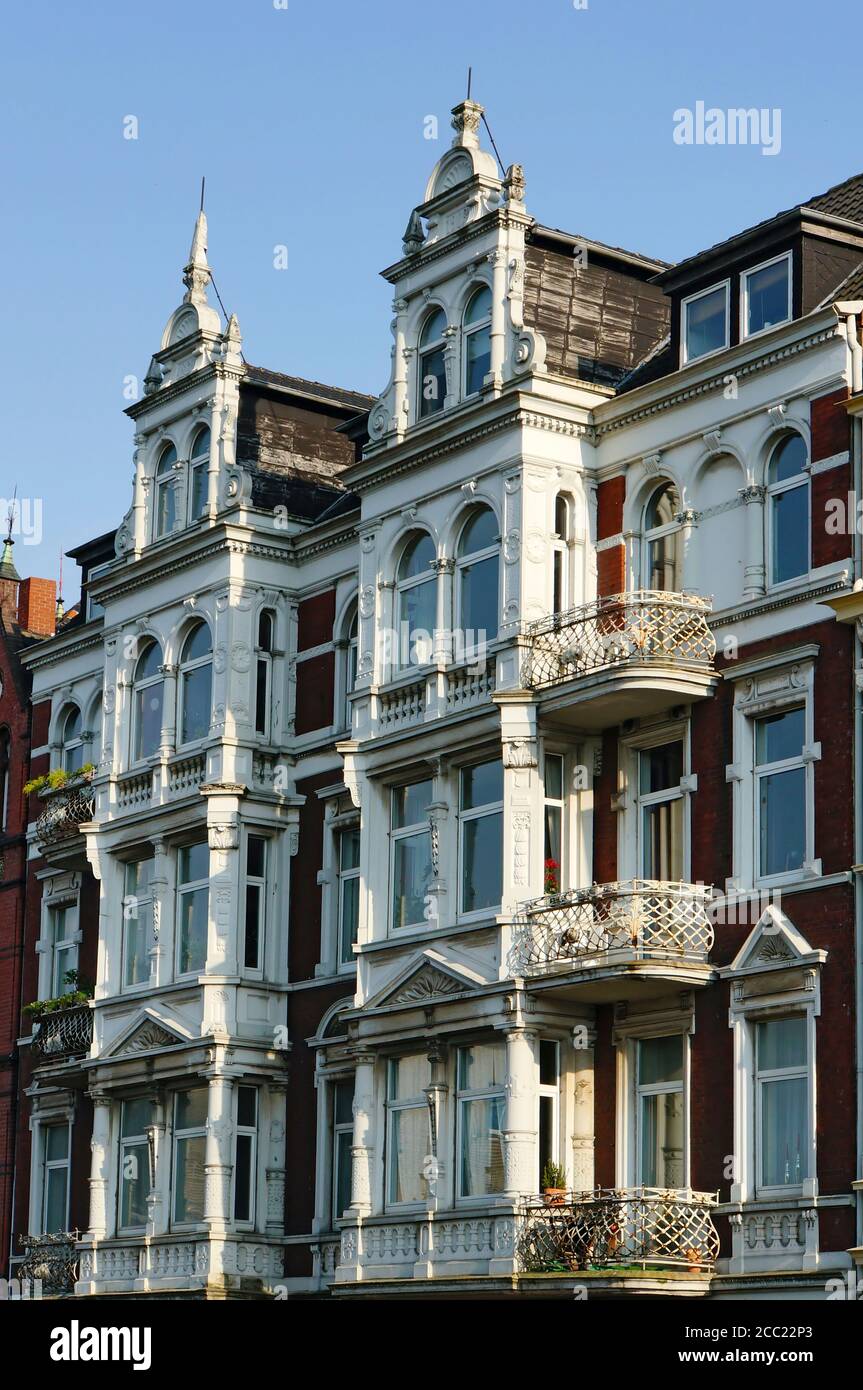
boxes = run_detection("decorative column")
[158,662,178,759]
[501,1027,538,1199]
[265,1083,288,1235]
[488,249,508,388]
[203,1070,233,1236]
[739,485,767,599]
[571,1031,596,1190]
[432,558,455,666]
[348,1050,375,1216]
[442,325,459,410]
[87,1091,112,1240]
[391,298,409,435]
[131,433,147,554]
[674,508,700,590]
[206,395,221,517]
[495,693,538,919]
[145,1088,167,1236]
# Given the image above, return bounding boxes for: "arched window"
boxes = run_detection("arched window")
[397,533,436,669]
[0,727,9,831]
[768,434,809,585]
[418,308,447,420]
[456,506,499,648]
[179,622,213,746]
[60,706,84,773]
[463,285,492,396]
[255,609,275,736]
[552,494,572,615]
[643,482,683,592]
[188,427,210,522]
[132,641,164,762]
[154,443,178,539]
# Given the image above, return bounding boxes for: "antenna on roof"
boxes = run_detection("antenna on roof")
[4,484,16,543]
[466,66,472,100]
[200,176,206,213]
[56,548,64,623]
[481,112,506,179]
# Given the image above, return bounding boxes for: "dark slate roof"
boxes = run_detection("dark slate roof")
[243,365,375,414]
[819,257,863,306]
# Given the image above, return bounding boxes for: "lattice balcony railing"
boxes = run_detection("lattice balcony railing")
[35,783,95,846]
[522,590,715,689]
[18,1230,80,1295]
[32,1004,93,1061]
[519,1188,720,1272]
[508,879,714,975]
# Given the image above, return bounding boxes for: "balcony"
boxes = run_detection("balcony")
[18,1231,80,1296]
[508,880,714,1001]
[519,1188,720,1274]
[33,777,95,863]
[521,590,716,728]
[31,1003,93,1064]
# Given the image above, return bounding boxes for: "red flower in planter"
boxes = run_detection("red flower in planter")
[544,858,560,894]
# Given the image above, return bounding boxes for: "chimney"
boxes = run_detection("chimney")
[17,577,57,637]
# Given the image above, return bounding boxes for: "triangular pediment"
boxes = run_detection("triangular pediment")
[102,1009,190,1059]
[366,950,485,1011]
[726,904,825,975]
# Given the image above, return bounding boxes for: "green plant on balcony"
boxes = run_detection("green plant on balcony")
[23,764,96,797]
[23,969,93,1018]
[541,1160,568,1206]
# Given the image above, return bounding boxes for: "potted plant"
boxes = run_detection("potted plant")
[24,763,96,798]
[541,1160,568,1207]
[23,970,93,1020]
[544,857,560,895]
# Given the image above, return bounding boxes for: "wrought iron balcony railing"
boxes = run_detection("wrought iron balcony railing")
[32,1003,93,1062]
[18,1230,80,1295]
[519,1188,720,1273]
[521,590,715,690]
[508,879,714,975]
[35,782,95,846]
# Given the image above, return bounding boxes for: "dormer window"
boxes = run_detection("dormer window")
[154,443,178,538]
[188,427,210,522]
[418,309,447,419]
[743,253,792,339]
[463,286,492,396]
[681,282,729,364]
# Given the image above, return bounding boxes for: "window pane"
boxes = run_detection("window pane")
[647,529,682,591]
[464,287,491,326]
[756,709,805,765]
[120,1140,150,1227]
[44,1165,69,1232]
[179,841,209,883]
[757,1017,807,1071]
[461,811,502,913]
[122,1099,153,1137]
[460,553,498,642]
[639,741,683,794]
[45,1125,69,1162]
[134,680,163,760]
[255,659,268,733]
[544,805,562,884]
[174,1135,206,1223]
[761,1076,807,1186]
[334,1079,354,1125]
[747,259,789,335]
[638,1034,684,1085]
[640,1091,684,1186]
[335,1130,353,1217]
[540,1040,559,1086]
[389,1055,431,1100]
[544,754,563,801]
[124,899,152,987]
[458,1042,505,1091]
[190,463,208,520]
[244,884,261,968]
[339,875,359,963]
[175,1088,208,1130]
[539,1094,555,1184]
[685,286,727,360]
[759,767,805,876]
[247,835,265,878]
[460,1096,505,1197]
[398,578,436,666]
[419,345,446,417]
[181,664,212,743]
[420,308,446,346]
[233,1133,253,1221]
[340,827,360,872]
[460,759,503,810]
[398,533,436,580]
[237,1086,257,1129]
[392,831,433,928]
[465,325,490,395]
[770,435,807,484]
[772,484,808,584]
[642,799,684,880]
[125,857,154,899]
[392,780,433,829]
[179,885,208,973]
[64,741,84,773]
[389,1108,430,1203]
[157,479,176,536]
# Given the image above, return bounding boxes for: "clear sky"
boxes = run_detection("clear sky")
[2,0,859,593]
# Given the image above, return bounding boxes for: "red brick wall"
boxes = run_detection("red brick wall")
[16,579,56,638]
[597,477,625,540]
[297,590,335,652]
[597,546,625,598]
[295,591,336,735]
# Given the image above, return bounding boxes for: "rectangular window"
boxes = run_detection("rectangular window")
[682,282,729,363]
[49,905,79,997]
[756,1017,808,1189]
[173,1087,208,1225]
[390,780,433,930]
[743,253,791,338]
[755,708,805,879]
[338,826,361,965]
[233,1086,258,1223]
[638,740,684,880]
[333,1079,354,1221]
[123,858,154,988]
[119,1098,152,1230]
[243,835,266,971]
[543,754,564,895]
[457,1042,505,1198]
[386,1055,432,1205]
[42,1124,70,1233]
[177,840,209,976]
[459,759,503,915]
[636,1034,685,1187]
[538,1039,560,1188]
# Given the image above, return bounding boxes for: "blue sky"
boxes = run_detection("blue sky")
[1,0,859,592]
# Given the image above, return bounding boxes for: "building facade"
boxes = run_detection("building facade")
[8,100,863,1300]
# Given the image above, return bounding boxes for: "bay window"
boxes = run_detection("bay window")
[122,856,154,988]
[459,758,503,915]
[386,1055,432,1205]
[457,1042,505,1199]
[119,1098,152,1230]
[172,1088,207,1225]
[177,839,209,975]
[233,1086,258,1223]
[390,778,433,930]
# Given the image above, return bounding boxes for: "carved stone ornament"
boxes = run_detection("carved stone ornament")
[503,739,538,769]
[118,1020,181,1055]
[208,824,238,850]
[389,965,468,1006]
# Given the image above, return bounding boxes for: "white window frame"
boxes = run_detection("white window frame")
[754,1015,811,1197]
[726,650,821,893]
[242,832,267,975]
[457,758,503,922]
[767,435,810,590]
[175,838,210,978]
[543,751,565,895]
[613,1005,694,1189]
[385,1055,432,1210]
[171,1087,208,1229]
[389,778,434,933]
[130,641,164,766]
[680,279,730,365]
[48,901,80,996]
[40,1121,71,1234]
[395,536,437,672]
[741,251,792,341]
[462,284,492,398]
[641,482,683,592]
[331,1076,355,1223]
[618,720,693,883]
[337,824,361,970]
[177,622,213,749]
[187,426,211,523]
[634,1034,687,1188]
[153,443,179,540]
[551,494,574,616]
[60,705,85,773]
[455,512,500,654]
[122,855,155,991]
[232,1085,258,1228]
[118,1097,152,1233]
[455,1042,506,1203]
[417,309,448,420]
[537,1038,561,1188]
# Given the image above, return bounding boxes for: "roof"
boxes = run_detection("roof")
[242,365,375,414]
[530,224,670,274]
[819,257,863,306]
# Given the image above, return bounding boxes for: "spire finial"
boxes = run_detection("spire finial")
[183,189,212,307]
[0,488,20,584]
